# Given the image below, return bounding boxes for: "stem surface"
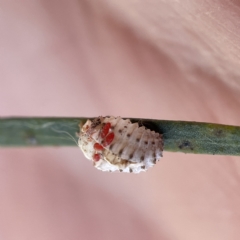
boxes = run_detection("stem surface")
[0,117,240,156]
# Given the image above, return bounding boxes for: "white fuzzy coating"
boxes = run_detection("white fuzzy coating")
[78,116,163,173]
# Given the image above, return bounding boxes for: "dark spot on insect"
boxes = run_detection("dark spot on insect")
[152,141,155,145]
[109,144,113,150]
[129,153,133,159]
[124,126,127,128]
[119,169,123,172]
[91,117,101,128]
[118,129,122,134]
[122,160,129,166]
[178,140,194,151]
[141,166,145,169]
[129,169,133,173]
[144,141,148,145]
[118,149,123,155]
[127,134,131,137]
[136,138,140,142]
[153,159,157,164]
[140,156,144,161]
[152,152,156,158]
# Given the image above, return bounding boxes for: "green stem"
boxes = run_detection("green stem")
[0,117,240,156]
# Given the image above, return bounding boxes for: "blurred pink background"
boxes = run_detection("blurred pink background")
[1,0,240,239]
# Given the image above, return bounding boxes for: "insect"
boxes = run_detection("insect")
[78,116,163,173]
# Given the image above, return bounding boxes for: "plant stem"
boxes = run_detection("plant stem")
[0,117,240,156]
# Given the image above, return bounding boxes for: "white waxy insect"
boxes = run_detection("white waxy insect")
[78,116,163,173]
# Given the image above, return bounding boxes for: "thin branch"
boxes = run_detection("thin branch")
[0,117,240,156]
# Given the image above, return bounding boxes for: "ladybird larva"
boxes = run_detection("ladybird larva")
[78,116,163,173]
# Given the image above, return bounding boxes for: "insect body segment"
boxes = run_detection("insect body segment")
[100,122,111,139]
[78,116,163,173]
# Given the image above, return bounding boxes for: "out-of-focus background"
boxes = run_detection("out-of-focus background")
[1,1,240,239]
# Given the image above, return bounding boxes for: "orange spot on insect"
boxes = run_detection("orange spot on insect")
[94,143,104,151]
[93,153,100,161]
[103,132,115,147]
[100,122,111,138]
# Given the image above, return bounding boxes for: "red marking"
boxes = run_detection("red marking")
[94,143,104,151]
[93,153,100,161]
[103,132,115,147]
[100,123,111,138]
